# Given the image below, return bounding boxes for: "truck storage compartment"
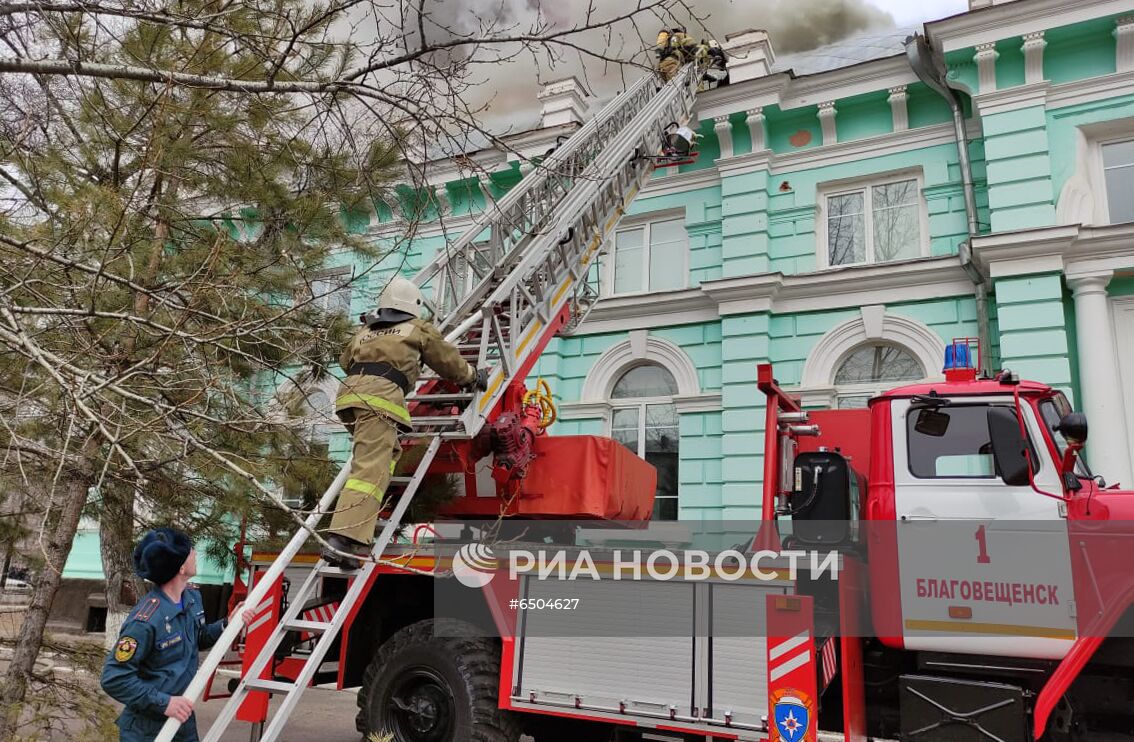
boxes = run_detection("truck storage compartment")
[439,435,657,519]
[511,573,792,732]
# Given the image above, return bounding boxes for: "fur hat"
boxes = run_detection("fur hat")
[133,528,193,585]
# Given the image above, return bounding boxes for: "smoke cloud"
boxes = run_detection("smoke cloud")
[440,0,899,132]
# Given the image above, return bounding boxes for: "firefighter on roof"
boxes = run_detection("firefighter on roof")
[656,26,686,81]
[101,528,246,742]
[325,276,488,568]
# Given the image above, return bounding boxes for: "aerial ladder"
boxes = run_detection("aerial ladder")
[158,60,706,742]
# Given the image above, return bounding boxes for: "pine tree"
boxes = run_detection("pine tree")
[0,0,704,732]
[0,2,397,733]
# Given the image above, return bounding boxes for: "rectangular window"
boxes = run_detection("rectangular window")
[907,405,997,479]
[1101,139,1134,224]
[906,404,1038,480]
[310,271,352,315]
[824,177,924,267]
[612,217,687,295]
[611,403,679,520]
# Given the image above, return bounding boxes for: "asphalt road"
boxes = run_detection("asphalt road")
[191,686,363,742]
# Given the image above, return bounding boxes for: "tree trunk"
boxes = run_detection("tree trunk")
[0,542,12,593]
[100,484,140,649]
[0,464,93,739]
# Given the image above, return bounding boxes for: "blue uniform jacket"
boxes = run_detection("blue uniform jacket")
[100,587,225,735]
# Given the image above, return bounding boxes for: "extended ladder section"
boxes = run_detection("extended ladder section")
[161,62,704,742]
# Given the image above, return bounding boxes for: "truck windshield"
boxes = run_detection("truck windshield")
[1038,393,1090,478]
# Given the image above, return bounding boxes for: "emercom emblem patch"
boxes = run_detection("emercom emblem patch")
[114,636,138,662]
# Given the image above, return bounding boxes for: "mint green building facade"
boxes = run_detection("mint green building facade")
[59,0,1134,586]
[321,0,1134,523]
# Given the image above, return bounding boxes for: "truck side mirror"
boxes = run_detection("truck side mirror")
[1055,412,1088,445]
[987,407,1030,487]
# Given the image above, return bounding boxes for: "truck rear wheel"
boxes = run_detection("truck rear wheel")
[356,618,522,742]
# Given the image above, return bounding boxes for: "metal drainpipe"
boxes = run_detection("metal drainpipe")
[906,33,992,375]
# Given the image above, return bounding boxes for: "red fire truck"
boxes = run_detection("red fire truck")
[159,62,1134,742]
[180,339,1134,742]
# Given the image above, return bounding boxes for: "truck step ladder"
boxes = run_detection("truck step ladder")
[161,60,705,742]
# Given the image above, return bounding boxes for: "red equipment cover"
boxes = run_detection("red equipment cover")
[796,409,871,469]
[516,435,656,519]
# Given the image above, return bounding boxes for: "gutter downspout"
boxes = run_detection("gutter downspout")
[906,32,992,375]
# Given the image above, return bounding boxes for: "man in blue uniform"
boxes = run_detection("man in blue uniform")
[101,528,244,741]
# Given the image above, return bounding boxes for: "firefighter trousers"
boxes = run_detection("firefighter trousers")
[328,408,402,546]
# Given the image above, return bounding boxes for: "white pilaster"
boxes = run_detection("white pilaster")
[431,185,450,215]
[974,42,999,94]
[1069,272,1133,488]
[1022,31,1046,85]
[714,115,734,160]
[888,85,909,133]
[1116,17,1134,73]
[817,101,837,146]
[746,107,767,152]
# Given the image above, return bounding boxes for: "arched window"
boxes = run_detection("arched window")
[609,364,680,520]
[834,343,925,408]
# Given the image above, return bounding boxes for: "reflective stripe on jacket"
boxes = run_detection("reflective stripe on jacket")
[336,318,476,430]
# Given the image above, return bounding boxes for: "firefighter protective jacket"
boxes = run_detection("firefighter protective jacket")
[335,318,477,430]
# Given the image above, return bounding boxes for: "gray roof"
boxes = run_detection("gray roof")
[773,27,917,77]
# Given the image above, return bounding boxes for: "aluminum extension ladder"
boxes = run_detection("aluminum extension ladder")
[160,61,705,742]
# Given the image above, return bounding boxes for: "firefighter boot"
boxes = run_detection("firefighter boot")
[321,533,363,571]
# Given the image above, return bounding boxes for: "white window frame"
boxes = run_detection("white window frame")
[832,342,928,409]
[608,396,680,520]
[604,210,689,297]
[817,170,930,270]
[604,362,681,521]
[1090,132,1134,226]
[309,268,353,316]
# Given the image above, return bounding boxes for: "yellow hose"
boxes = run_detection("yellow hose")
[523,378,557,429]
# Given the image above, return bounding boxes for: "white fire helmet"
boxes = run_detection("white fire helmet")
[378,276,425,318]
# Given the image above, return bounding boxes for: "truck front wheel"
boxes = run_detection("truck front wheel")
[356,618,522,742]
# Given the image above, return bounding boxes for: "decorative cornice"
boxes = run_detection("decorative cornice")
[973,222,1134,279]
[673,392,723,413]
[637,166,720,201]
[557,400,611,420]
[771,120,980,174]
[695,73,791,121]
[700,256,974,316]
[574,287,718,335]
[780,55,918,110]
[928,0,1134,53]
[1047,69,1134,109]
[715,149,774,176]
[974,82,1050,117]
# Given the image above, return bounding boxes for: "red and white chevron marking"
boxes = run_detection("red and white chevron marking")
[244,598,274,635]
[820,638,837,689]
[769,629,812,682]
[299,602,339,641]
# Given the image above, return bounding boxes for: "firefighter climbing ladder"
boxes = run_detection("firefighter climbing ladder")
[159,60,705,742]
